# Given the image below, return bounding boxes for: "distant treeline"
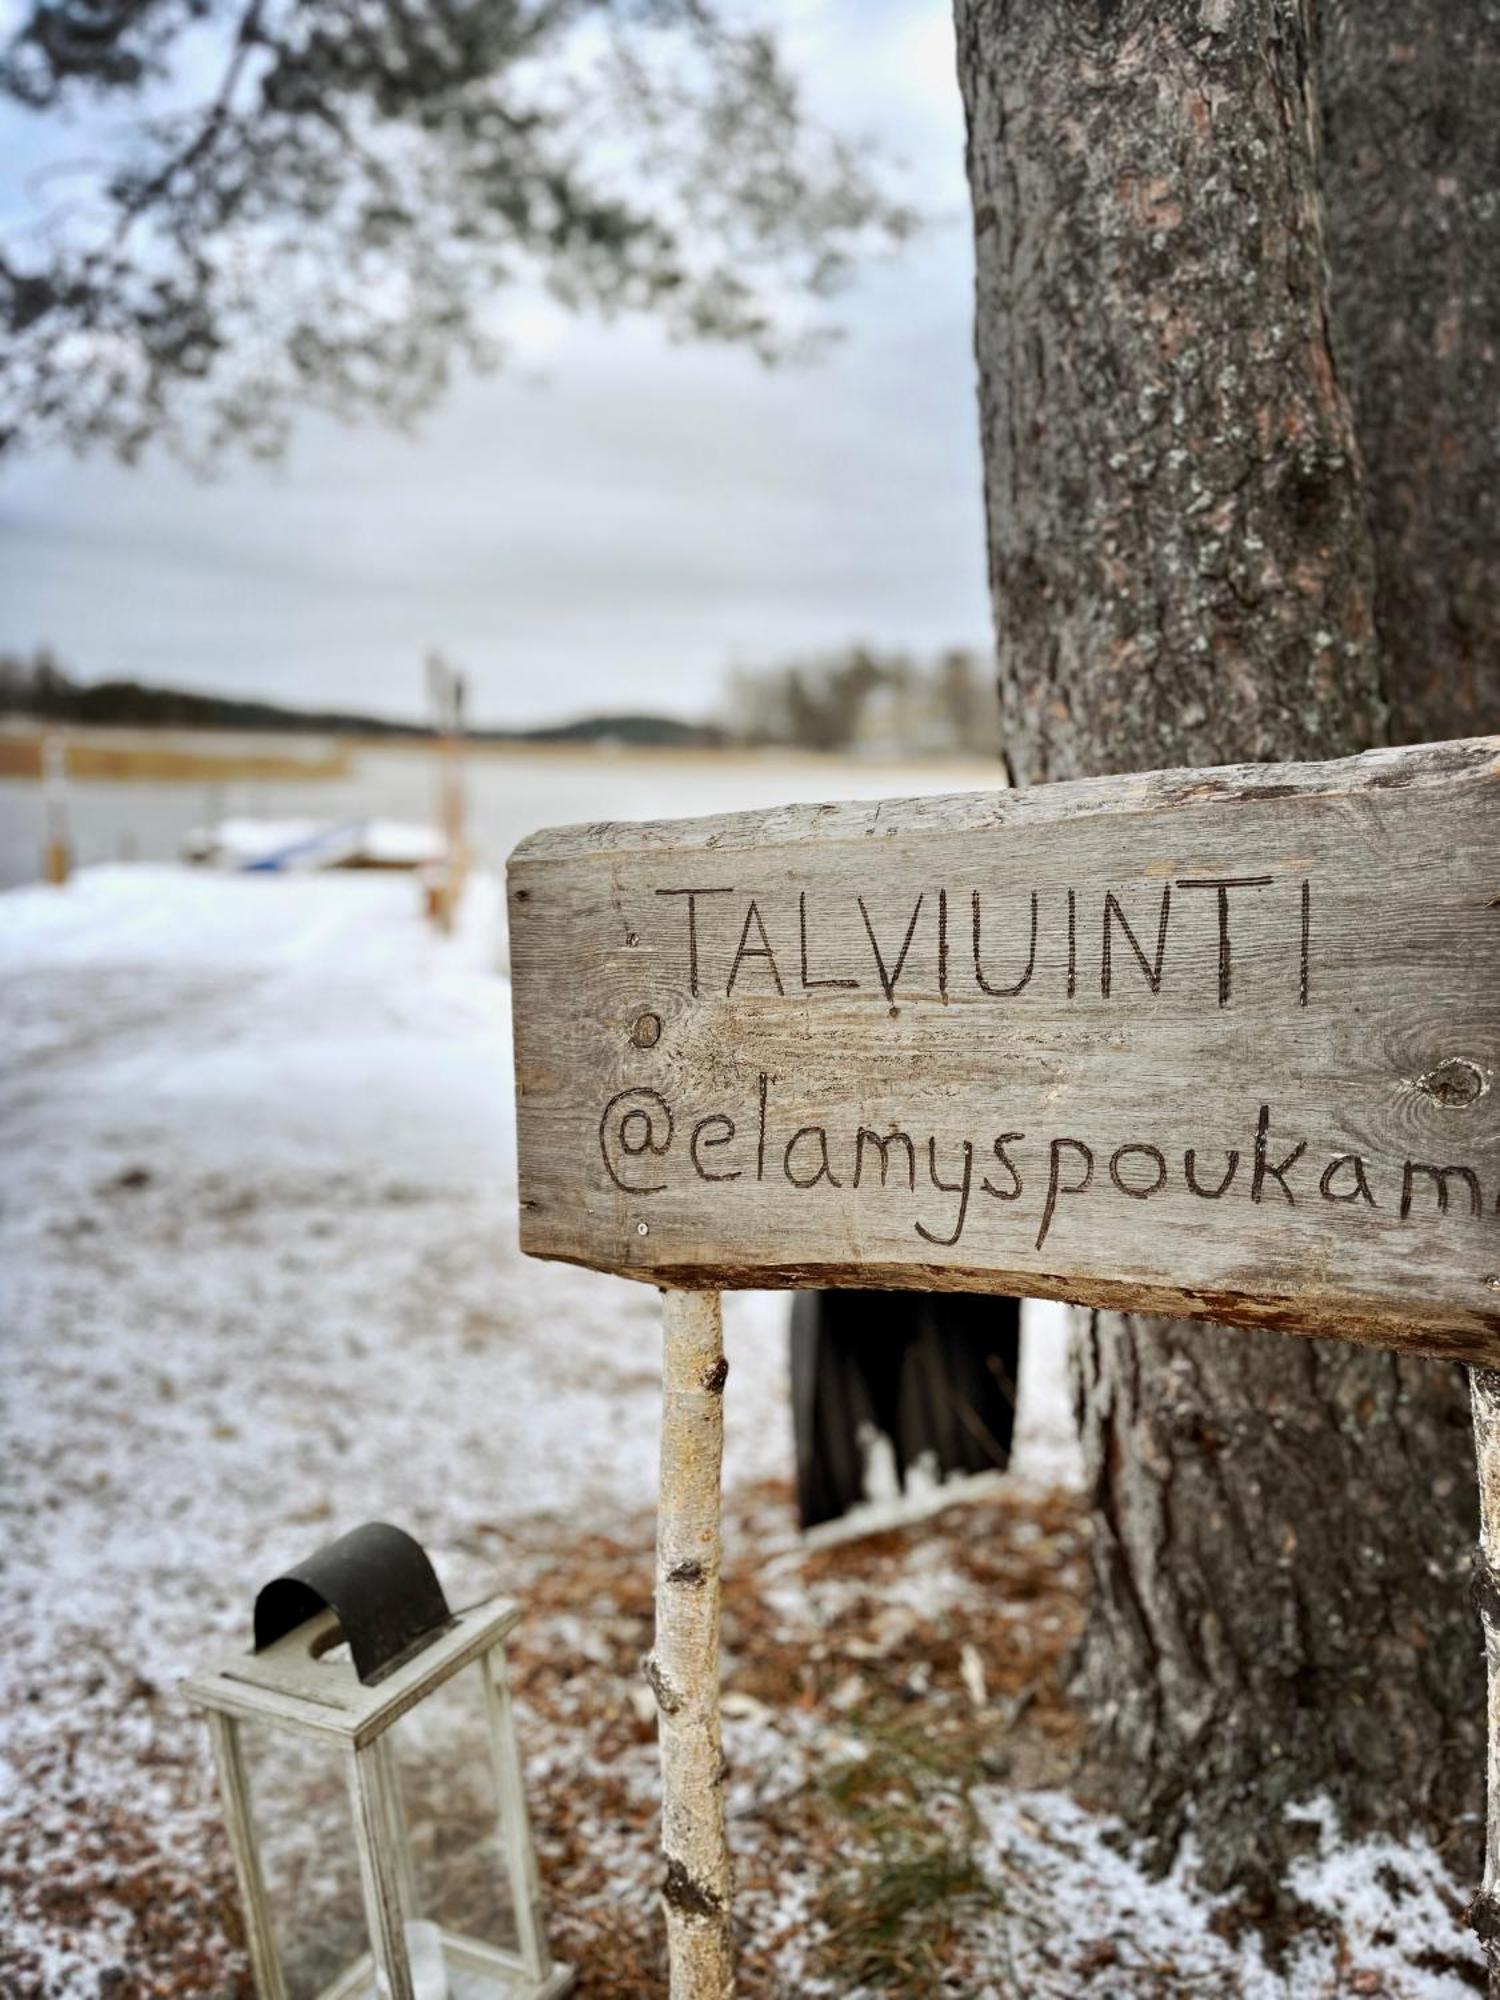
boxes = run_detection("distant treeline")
[522,712,726,748]
[1,647,431,737]
[723,646,999,756]
[1,644,998,756]
[0,649,723,748]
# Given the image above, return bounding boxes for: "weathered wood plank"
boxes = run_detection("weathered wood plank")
[508,737,1500,1363]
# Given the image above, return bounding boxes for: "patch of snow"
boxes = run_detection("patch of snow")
[1013,1298,1082,1488]
[182,816,447,871]
[972,1788,1482,1997]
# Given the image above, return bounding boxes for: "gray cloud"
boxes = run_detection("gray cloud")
[0,1,990,726]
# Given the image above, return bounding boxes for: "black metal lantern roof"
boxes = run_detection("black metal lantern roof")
[254,1522,453,1686]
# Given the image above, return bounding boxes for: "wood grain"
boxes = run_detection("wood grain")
[508,738,1500,1363]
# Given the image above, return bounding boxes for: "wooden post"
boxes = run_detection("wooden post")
[1471,1371,1500,1994]
[42,730,71,886]
[646,1288,733,1999]
[425,654,467,934]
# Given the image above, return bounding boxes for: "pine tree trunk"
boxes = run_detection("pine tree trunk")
[954,0,1483,1898]
[1321,1,1500,745]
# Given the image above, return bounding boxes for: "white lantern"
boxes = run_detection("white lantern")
[186,1524,572,2000]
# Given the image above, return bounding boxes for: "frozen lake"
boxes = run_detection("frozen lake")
[0,737,1006,889]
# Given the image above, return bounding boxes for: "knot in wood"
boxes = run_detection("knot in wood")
[700,1357,729,1395]
[1417,1057,1487,1107]
[666,1558,705,1586]
[632,1010,663,1049]
[662,1858,725,1919]
[641,1651,683,1715]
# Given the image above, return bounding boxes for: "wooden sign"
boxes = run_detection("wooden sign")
[508,738,1500,1365]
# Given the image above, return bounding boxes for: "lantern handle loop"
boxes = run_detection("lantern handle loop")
[253,1521,452,1687]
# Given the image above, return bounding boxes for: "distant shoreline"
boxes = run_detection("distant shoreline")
[0,728,350,784]
[0,723,1002,788]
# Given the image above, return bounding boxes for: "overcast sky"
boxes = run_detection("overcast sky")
[0,1,990,729]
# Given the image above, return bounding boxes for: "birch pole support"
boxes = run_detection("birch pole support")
[1471,1372,1500,1997]
[646,1287,733,1999]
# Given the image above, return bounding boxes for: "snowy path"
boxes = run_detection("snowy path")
[1,869,799,1674]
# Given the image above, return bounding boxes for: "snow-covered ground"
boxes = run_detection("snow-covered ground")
[0,852,1481,1996]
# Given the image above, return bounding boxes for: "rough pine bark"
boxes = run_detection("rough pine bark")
[954,0,1482,1900]
[1322,2,1500,744]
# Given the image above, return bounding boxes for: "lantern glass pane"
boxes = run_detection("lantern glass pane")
[385,1658,523,1960]
[238,1717,367,1999]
